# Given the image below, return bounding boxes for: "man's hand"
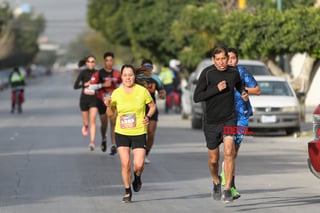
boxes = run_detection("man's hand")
[102,79,112,88]
[104,96,112,107]
[158,89,166,99]
[241,90,249,101]
[84,81,90,88]
[217,80,227,91]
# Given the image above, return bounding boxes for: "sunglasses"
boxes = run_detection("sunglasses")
[143,64,153,69]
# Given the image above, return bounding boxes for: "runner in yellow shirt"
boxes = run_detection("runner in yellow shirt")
[105,64,156,203]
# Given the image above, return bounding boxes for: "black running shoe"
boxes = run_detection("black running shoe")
[132,178,142,192]
[110,145,117,155]
[122,194,132,203]
[222,189,233,203]
[101,141,107,152]
[213,180,222,201]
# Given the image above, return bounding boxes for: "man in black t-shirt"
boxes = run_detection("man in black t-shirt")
[193,46,248,203]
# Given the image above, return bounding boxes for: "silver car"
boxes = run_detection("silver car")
[249,76,301,136]
[184,58,270,129]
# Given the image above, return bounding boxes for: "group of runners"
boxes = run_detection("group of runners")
[73,47,259,203]
[73,53,167,202]
[73,53,165,162]
[73,53,120,155]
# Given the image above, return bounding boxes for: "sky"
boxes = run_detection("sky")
[9,0,89,47]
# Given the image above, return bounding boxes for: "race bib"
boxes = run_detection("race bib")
[84,88,95,95]
[120,113,136,128]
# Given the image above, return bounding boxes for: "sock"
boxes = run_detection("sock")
[231,176,235,188]
[125,187,131,195]
[134,172,141,181]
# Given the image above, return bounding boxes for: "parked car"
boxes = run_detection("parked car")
[184,58,270,129]
[307,104,320,179]
[248,76,301,136]
[0,69,12,90]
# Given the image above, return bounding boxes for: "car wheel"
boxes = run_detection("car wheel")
[181,112,189,120]
[191,117,202,129]
[286,128,300,137]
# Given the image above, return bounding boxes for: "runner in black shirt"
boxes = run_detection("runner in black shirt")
[193,46,248,203]
[90,52,122,154]
[73,55,98,151]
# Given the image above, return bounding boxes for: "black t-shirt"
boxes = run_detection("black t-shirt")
[73,68,97,98]
[193,65,244,124]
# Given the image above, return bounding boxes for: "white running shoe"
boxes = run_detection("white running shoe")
[89,142,95,151]
[144,157,151,164]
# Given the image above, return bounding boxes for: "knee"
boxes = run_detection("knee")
[122,161,131,172]
[209,158,219,167]
[224,148,235,159]
[135,164,144,172]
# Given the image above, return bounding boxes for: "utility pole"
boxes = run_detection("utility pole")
[277,0,285,71]
[277,0,282,12]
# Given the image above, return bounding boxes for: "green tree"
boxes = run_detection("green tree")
[0,1,14,61]
[11,12,45,65]
[0,2,44,69]
[87,0,212,64]
[171,3,224,69]
[167,0,320,101]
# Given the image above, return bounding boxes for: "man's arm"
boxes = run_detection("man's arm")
[246,86,260,95]
[193,68,219,103]
[88,71,104,90]
[73,70,83,89]
[234,70,249,101]
[240,66,261,95]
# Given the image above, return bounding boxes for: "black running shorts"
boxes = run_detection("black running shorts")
[115,133,147,149]
[203,118,237,150]
[79,95,97,111]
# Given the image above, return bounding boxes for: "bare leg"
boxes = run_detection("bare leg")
[118,147,131,188]
[88,107,98,143]
[110,113,116,146]
[232,144,241,176]
[132,148,146,176]
[146,120,157,154]
[208,148,220,184]
[223,136,235,189]
[81,110,89,127]
[99,114,108,141]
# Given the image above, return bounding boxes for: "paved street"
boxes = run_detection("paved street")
[0,71,319,213]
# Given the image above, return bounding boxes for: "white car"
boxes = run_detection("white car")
[249,76,301,136]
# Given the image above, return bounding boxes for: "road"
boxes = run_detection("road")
[0,71,319,213]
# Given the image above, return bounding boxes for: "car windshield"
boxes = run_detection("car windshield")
[258,81,294,96]
[242,65,269,75]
